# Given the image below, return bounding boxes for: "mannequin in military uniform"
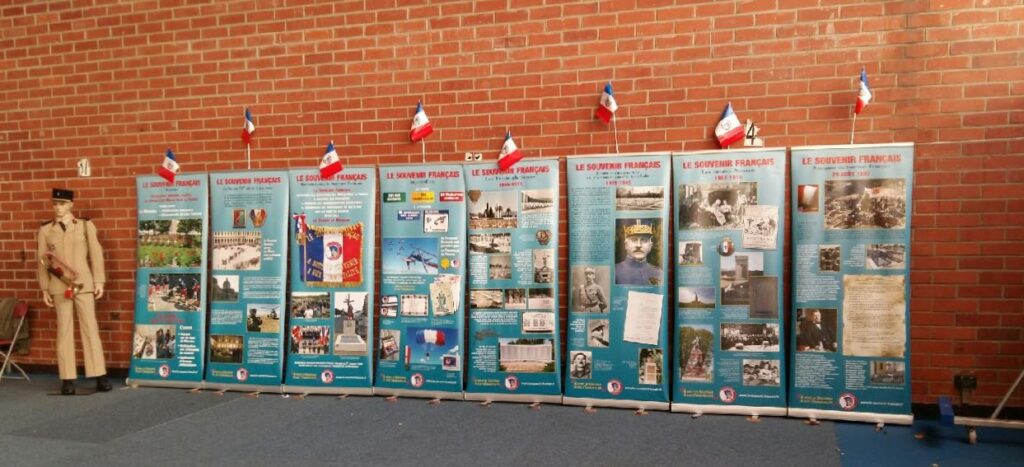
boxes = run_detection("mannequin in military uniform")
[37,189,112,395]
[614,219,663,285]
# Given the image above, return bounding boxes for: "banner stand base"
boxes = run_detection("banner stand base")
[372,388,464,401]
[463,393,562,405]
[281,385,373,396]
[125,378,206,390]
[671,403,787,417]
[787,407,913,425]
[202,383,283,394]
[562,396,669,411]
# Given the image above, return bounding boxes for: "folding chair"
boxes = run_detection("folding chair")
[0,301,30,382]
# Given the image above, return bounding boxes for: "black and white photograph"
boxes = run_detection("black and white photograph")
[614,218,663,286]
[210,274,239,303]
[378,329,401,361]
[569,350,592,379]
[504,288,527,309]
[138,218,203,268]
[823,178,907,230]
[720,323,780,352]
[246,304,281,333]
[527,287,554,310]
[678,182,758,230]
[291,325,330,355]
[468,190,518,229]
[720,251,764,306]
[819,245,841,272]
[212,231,262,271]
[742,359,781,387]
[132,324,176,360]
[571,265,610,313]
[532,249,554,283]
[423,210,449,233]
[380,295,398,318]
[290,291,330,319]
[488,254,512,280]
[741,204,779,249]
[400,294,429,316]
[522,312,555,334]
[587,319,610,347]
[520,189,554,213]
[429,280,457,317]
[470,289,504,309]
[210,334,243,363]
[748,276,779,319]
[615,185,665,211]
[146,273,201,312]
[469,232,512,254]
[797,184,819,213]
[870,361,906,385]
[867,243,906,269]
[796,308,838,352]
[678,286,716,309]
[679,325,714,382]
[638,348,663,385]
[678,241,703,266]
[498,338,555,373]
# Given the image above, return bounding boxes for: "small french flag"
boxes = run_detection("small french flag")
[158,148,179,183]
[319,141,342,178]
[410,101,433,142]
[497,130,524,170]
[715,103,744,148]
[855,68,872,115]
[241,108,255,145]
[595,82,618,124]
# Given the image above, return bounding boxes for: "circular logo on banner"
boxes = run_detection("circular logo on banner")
[719,386,737,404]
[606,379,623,396]
[839,392,858,411]
[718,237,735,256]
[235,367,249,382]
[326,241,343,261]
[410,373,425,388]
[440,258,451,269]
[158,364,171,378]
[504,375,520,392]
[536,230,552,245]
[320,370,335,384]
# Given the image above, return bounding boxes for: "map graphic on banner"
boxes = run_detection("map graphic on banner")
[205,171,289,390]
[788,144,914,425]
[284,168,376,393]
[375,165,467,398]
[564,154,671,409]
[463,160,562,403]
[671,149,787,416]
[128,174,208,387]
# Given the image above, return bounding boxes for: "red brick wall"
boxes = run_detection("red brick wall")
[1,1,1021,407]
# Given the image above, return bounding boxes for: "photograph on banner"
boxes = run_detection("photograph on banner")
[788,144,914,419]
[671,149,787,412]
[375,165,466,396]
[464,160,562,399]
[204,171,289,388]
[565,154,671,405]
[129,175,209,385]
[284,168,376,390]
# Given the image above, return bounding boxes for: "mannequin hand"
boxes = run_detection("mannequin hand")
[42,292,54,307]
[94,284,104,300]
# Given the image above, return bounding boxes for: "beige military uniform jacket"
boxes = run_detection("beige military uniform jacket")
[37,216,105,296]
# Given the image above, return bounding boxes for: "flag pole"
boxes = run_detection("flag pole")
[246,143,251,170]
[612,116,620,154]
[421,139,426,164]
[850,112,857,145]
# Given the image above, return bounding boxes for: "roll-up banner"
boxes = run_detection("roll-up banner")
[128,174,209,388]
[564,154,671,410]
[788,144,914,425]
[463,159,562,404]
[375,165,467,400]
[205,171,290,392]
[671,149,787,416]
[283,168,376,395]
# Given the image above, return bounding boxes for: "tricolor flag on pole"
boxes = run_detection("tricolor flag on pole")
[158,148,179,183]
[319,141,342,178]
[715,102,743,148]
[241,108,255,144]
[595,82,618,124]
[410,101,433,142]
[497,130,524,170]
[855,68,872,115]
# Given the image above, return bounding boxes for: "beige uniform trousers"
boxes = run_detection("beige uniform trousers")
[54,291,106,380]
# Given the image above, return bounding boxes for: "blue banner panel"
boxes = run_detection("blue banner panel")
[564,154,671,409]
[129,174,209,387]
[283,168,376,393]
[671,149,787,416]
[463,160,562,403]
[788,144,914,424]
[205,171,290,390]
[375,165,467,398]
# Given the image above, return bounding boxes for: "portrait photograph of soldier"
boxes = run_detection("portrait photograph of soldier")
[137,218,203,268]
[569,351,592,379]
[615,185,665,211]
[796,308,838,352]
[570,265,610,313]
[823,178,907,230]
[678,182,757,230]
[614,218,663,286]
[587,319,610,347]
